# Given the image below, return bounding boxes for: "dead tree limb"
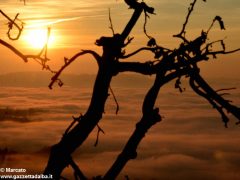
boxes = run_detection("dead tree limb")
[104,69,168,179]
[44,0,240,179]
[48,50,102,89]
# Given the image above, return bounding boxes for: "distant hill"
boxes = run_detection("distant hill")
[0,72,155,88]
[0,71,239,88]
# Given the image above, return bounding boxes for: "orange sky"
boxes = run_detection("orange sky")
[0,0,239,77]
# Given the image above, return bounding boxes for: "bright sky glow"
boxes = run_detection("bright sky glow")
[22,28,55,49]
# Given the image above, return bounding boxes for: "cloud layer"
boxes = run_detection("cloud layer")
[0,73,239,179]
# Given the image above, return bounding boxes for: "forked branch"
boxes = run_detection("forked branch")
[190,68,240,126]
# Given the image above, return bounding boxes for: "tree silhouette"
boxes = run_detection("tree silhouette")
[43,0,240,179]
[1,0,237,179]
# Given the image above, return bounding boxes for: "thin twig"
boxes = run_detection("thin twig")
[190,74,229,127]
[108,8,115,35]
[202,39,225,52]
[206,48,240,57]
[109,86,119,114]
[120,47,171,59]
[120,47,153,59]
[94,124,105,147]
[69,157,87,180]
[143,10,151,39]
[48,50,102,89]
[0,39,27,62]
[173,0,198,42]
[63,114,82,137]
[0,10,24,40]
[216,87,237,93]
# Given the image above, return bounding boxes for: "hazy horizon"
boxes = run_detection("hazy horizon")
[0,72,240,179]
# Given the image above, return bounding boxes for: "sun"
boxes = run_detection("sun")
[23,28,55,49]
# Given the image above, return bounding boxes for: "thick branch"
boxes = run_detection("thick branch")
[206,48,240,57]
[121,4,143,41]
[116,61,157,75]
[120,47,154,59]
[104,73,163,179]
[121,2,154,42]
[104,68,190,179]
[0,39,27,62]
[69,157,87,180]
[189,75,230,127]
[191,71,240,122]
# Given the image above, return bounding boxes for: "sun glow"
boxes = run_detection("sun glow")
[23,28,55,49]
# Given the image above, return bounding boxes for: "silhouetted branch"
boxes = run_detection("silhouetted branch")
[173,0,197,42]
[190,69,240,126]
[104,72,164,179]
[0,29,56,77]
[205,48,240,58]
[143,7,155,39]
[207,15,225,35]
[116,61,156,75]
[0,38,55,71]
[120,47,154,59]
[108,8,115,35]
[216,87,237,93]
[63,115,83,138]
[122,36,134,48]
[189,73,230,127]
[38,27,51,60]
[202,39,224,52]
[94,124,105,147]
[0,39,27,62]
[104,65,193,179]
[109,86,120,114]
[121,1,154,42]
[48,50,102,89]
[69,157,87,180]
[0,10,24,40]
[0,9,55,75]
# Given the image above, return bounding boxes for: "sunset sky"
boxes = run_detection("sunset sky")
[0,0,239,76]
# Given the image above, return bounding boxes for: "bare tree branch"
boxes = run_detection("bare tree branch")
[216,88,237,93]
[190,69,240,125]
[173,0,198,42]
[69,157,87,180]
[94,124,105,147]
[0,39,27,62]
[48,50,102,89]
[108,8,115,35]
[109,86,120,114]
[0,10,24,40]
